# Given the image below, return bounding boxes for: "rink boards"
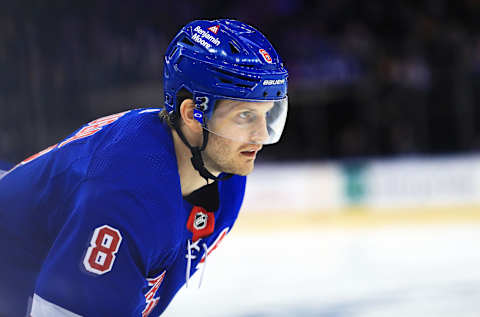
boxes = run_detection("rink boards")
[235,205,480,232]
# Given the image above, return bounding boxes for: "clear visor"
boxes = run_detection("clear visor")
[204,96,288,145]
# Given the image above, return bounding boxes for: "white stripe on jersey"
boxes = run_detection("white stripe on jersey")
[139,108,161,114]
[30,294,82,317]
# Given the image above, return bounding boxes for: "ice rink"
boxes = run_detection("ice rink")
[163,214,480,317]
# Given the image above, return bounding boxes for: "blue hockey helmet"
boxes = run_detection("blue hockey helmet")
[164,19,288,145]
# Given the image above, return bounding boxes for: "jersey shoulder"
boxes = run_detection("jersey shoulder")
[85,108,180,185]
[82,108,185,251]
[57,108,185,266]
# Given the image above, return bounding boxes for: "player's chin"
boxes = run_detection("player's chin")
[233,160,256,176]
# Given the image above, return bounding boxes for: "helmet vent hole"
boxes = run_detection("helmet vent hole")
[235,83,253,88]
[169,46,179,59]
[219,78,233,84]
[181,37,195,46]
[277,91,281,97]
[263,91,268,97]
[229,42,240,54]
[215,68,258,83]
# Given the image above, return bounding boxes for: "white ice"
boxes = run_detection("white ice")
[163,224,480,317]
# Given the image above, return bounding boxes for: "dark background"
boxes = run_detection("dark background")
[2,0,480,163]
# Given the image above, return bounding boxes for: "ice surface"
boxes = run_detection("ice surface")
[163,224,480,317]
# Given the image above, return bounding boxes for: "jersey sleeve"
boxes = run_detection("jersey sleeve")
[31,179,176,317]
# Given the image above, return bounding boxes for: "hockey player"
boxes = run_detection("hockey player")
[0,19,288,316]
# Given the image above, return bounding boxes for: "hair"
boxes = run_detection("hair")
[159,88,193,128]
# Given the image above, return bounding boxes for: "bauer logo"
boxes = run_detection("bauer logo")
[259,49,273,63]
[263,79,285,86]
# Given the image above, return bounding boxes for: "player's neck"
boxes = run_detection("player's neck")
[171,128,216,196]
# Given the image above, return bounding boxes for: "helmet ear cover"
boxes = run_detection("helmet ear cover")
[167,89,216,131]
[166,88,194,125]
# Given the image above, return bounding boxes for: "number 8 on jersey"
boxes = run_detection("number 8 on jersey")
[83,225,123,275]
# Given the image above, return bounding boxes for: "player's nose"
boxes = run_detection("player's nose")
[249,117,269,144]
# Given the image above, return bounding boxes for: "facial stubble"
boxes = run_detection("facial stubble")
[202,133,256,176]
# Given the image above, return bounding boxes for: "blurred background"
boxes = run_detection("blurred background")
[1,0,480,316]
[2,0,480,162]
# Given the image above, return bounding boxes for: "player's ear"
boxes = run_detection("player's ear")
[179,99,203,133]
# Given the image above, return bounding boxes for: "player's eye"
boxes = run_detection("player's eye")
[239,111,251,119]
[235,111,256,124]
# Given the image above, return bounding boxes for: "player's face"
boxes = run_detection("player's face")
[201,100,273,175]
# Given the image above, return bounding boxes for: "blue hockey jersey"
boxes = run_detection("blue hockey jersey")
[0,109,246,316]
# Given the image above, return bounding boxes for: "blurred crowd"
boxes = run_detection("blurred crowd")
[1,0,480,162]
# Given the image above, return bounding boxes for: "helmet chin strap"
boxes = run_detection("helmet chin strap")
[173,116,232,183]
